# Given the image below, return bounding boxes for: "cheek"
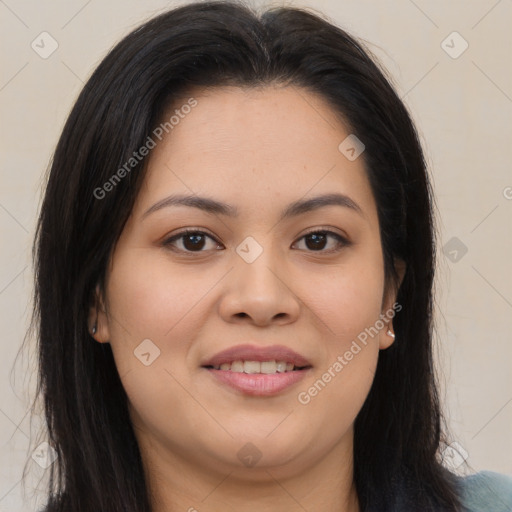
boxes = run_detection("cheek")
[294,262,383,449]
[293,248,384,422]
[107,247,214,334]
[294,342,378,465]
[104,248,217,377]
[300,253,385,344]
[104,250,218,448]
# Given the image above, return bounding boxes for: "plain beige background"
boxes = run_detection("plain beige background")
[1,0,511,510]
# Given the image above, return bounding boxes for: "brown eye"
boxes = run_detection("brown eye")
[162,230,223,253]
[294,230,350,253]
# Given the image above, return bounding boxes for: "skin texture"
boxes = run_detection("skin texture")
[89,85,404,512]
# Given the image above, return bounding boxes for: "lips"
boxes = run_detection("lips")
[201,344,313,396]
[201,344,312,369]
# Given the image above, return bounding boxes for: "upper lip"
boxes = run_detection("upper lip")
[201,344,312,368]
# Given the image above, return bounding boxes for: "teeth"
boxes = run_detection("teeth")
[231,360,244,372]
[276,361,287,372]
[260,361,277,374]
[244,361,260,374]
[212,360,301,373]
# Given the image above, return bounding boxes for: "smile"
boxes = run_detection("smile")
[203,363,312,396]
[205,360,310,373]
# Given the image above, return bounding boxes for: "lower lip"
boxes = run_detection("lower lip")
[204,368,311,396]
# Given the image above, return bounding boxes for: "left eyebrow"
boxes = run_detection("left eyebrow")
[141,192,364,221]
[281,193,363,219]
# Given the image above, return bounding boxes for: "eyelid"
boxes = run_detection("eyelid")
[299,225,350,241]
[161,226,216,240]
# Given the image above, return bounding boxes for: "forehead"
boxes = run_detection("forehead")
[134,85,376,220]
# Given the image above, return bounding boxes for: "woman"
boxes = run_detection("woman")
[29,1,512,511]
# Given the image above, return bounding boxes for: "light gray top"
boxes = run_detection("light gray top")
[458,471,512,512]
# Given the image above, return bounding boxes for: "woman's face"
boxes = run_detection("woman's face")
[91,85,401,483]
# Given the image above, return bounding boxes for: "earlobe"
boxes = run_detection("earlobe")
[88,283,110,343]
[379,325,396,350]
[386,328,395,340]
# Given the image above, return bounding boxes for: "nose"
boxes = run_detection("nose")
[218,245,301,327]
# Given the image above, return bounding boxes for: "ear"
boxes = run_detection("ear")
[88,283,110,344]
[379,258,406,350]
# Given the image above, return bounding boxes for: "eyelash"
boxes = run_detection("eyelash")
[161,228,350,255]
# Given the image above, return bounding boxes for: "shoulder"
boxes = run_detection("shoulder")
[456,470,512,512]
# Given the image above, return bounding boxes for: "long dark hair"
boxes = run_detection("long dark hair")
[26,1,463,510]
